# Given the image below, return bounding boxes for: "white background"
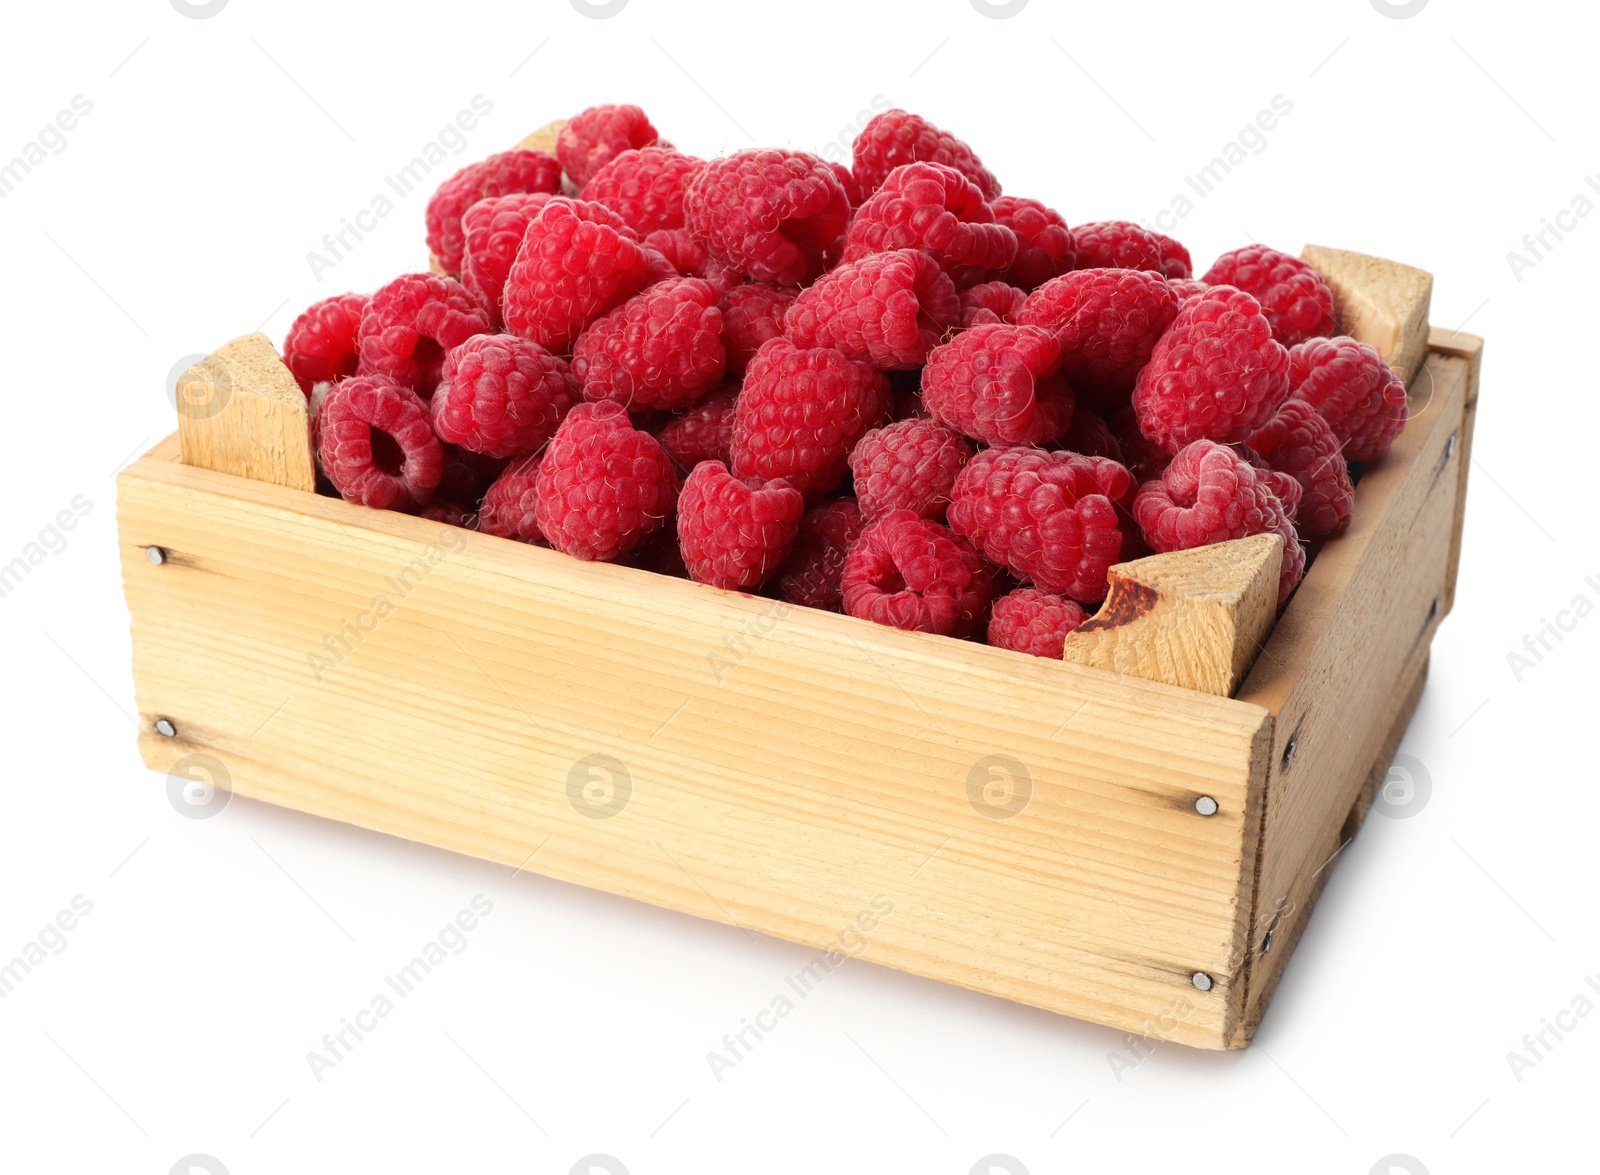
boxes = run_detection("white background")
[0,1,1593,1172]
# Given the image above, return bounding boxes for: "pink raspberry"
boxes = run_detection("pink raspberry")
[460,193,555,328]
[677,461,806,589]
[357,273,492,398]
[841,162,1017,284]
[987,588,1090,659]
[1056,406,1123,463]
[922,324,1075,447]
[851,109,1000,200]
[478,454,546,544]
[960,281,1028,327]
[683,150,850,285]
[430,334,578,459]
[731,339,889,499]
[1069,221,1165,273]
[557,104,661,187]
[570,277,726,411]
[1149,230,1193,279]
[581,147,704,236]
[775,498,865,610]
[1167,277,1209,303]
[425,149,562,276]
[655,385,738,473]
[828,161,864,208]
[642,229,737,292]
[947,447,1135,603]
[719,283,800,375]
[991,196,1074,290]
[283,293,368,395]
[841,509,996,638]
[502,198,654,352]
[1017,269,1181,412]
[1133,440,1305,606]
[848,418,973,522]
[1246,399,1353,537]
[315,374,443,510]
[784,249,961,370]
[1131,285,1290,452]
[1110,406,1173,482]
[1201,246,1337,347]
[535,402,678,561]
[1287,336,1409,462]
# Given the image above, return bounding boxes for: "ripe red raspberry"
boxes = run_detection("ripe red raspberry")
[841,162,1017,284]
[1287,336,1409,461]
[947,447,1134,603]
[478,454,546,544]
[828,161,864,208]
[535,402,678,561]
[570,277,726,411]
[732,339,889,498]
[851,109,1000,201]
[1056,406,1122,463]
[419,499,478,529]
[502,198,654,352]
[580,147,704,236]
[683,150,850,286]
[1149,230,1193,279]
[1133,440,1305,606]
[1201,246,1337,347]
[719,283,799,375]
[557,104,661,187]
[775,497,864,610]
[922,324,1075,447]
[1069,221,1165,273]
[1168,277,1209,303]
[1131,285,1290,452]
[426,149,562,275]
[784,249,961,370]
[358,273,492,398]
[842,509,996,638]
[315,374,443,510]
[1017,269,1180,412]
[960,281,1028,327]
[283,293,368,395]
[988,588,1090,659]
[460,193,555,328]
[991,196,1074,290]
[677,461,806,589]
[1245,399,1352,537]
[1110,406,1172,482]
[848,418,973,522]
[656,385,738,472]
[641,229,737,292]
[431,334,578,459]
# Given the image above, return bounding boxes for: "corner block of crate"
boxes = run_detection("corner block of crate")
[514,119,566,156]
[1301,245,1434,383]
[176,332,315,493]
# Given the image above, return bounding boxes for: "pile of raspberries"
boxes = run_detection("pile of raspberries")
[283,103,1408,660]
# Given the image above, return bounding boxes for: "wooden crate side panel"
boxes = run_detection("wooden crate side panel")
[1426,329,1483,616]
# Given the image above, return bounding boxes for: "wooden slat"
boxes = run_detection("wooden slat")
[1426,328,1483,616]
[176,333,314,493]
[1301,245,1434,383]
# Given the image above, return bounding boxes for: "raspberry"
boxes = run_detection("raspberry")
[436,445,505,505]
[848,418,973,522]
[570,277,726,411]
[1168,277,1209,303]
[947,447,1135,603]
[283,293,368,395]
[719,282,799,375]
[991,196,1074,290]
[987,588,1090,659]
[581,147,704,236]
[656,385,738,473]
[922,324,1075,447]
[315,374,443,510]
[534,402,678,561]
[1244,399,1354,536]
[426,150,562,275]
[959,281,1027,327]
[677,461,806,589]
[557,104,661,187]
[1149,230,1193,280]
[357,273,492,398]
[1201,246,1337,348]
[642,229,737,291]
[1131,285,1290,452]
[851,109,1000,201]
[828,161,864,208]
[1132,440,1305,606]
[1287,336,1409,462]
[419,499,478,529]
[841,509,996,638]
[683,150,850,285]
[1069,221,1165,273]
[627,525,690,579]
[732,339,889,498]
[460,193,555,328]
[1110,406,1172,482]
[1016,269,1180,412]
[775,497,865,610]
[841,162,1017,284]
[478,453,546,544]
[431,334,578,459]
[784,249,960,370]
[1056,406,1122,463]
[502,198,654,352]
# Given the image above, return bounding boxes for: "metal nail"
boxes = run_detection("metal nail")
[154,718,177,738]
[146,546,166,565]
[1194,795,1219,817]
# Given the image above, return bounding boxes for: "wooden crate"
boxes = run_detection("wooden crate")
[117,248,1479,1050]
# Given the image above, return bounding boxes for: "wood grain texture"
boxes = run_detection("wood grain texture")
[176,333,314,493]
[1062,534,1282,697]
[1426,327,1483,617]
[1301,245,1434,383]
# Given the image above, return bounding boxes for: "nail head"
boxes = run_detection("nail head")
[1282,735,1298,770]
[146,546,166,565]
[155,718,177,738]
[1191,971,1214,992]
[1194,795,1219,817]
